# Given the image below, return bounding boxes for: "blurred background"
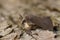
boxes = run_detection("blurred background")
[0,0,60,40]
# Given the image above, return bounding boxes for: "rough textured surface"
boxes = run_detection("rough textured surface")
[0,0,60,40]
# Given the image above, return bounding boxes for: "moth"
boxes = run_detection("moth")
[22,15,54,31]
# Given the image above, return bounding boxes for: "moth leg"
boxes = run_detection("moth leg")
[21,18,26,24]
